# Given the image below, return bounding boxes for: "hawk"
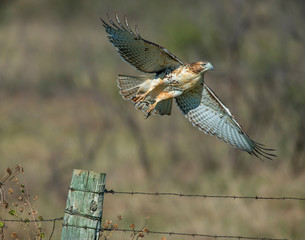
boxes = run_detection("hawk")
[101,14,275,160]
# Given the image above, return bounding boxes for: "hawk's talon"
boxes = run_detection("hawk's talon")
[133,93,149,103]
[145,102,157,119]
[144,112,150,119]
[144,109,153,119]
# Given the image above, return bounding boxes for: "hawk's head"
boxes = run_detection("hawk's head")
[190,61,214,75]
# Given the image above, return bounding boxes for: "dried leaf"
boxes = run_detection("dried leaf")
[2,201,8,208]
[31,210,38,215]
[15,165,24,173]
[11,232,17,238]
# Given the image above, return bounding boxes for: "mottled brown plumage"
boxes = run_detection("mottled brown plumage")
[101,14,276,160]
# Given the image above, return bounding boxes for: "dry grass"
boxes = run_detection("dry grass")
[0,1,305,239]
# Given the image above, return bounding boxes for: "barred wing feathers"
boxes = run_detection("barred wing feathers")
[101,14,183,74]
[175,83,275,160]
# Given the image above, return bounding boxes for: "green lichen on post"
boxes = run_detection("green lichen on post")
[61,169,106,240]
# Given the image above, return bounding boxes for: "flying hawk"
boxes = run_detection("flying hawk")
[101,14,275,160]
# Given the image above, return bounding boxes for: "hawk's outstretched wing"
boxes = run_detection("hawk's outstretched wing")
[101,14,184,74]
[175,83,275,160]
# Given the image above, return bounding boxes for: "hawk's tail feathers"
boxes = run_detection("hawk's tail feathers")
[155,98,172,115]
[117,74,147,100]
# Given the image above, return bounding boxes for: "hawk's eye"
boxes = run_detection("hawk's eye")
[201,63,206,67]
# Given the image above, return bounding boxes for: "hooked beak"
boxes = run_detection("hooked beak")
[205,62,214,71]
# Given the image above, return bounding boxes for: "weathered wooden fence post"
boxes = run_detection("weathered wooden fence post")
[61,169,106,240]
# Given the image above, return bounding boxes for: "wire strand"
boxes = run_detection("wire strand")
[0,219,288,240]
[111,228,288,240]
[104,189,305,201]
[61,224,288,240]
[0,217,63,223]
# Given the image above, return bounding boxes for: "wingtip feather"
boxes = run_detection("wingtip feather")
[251,141,276,161]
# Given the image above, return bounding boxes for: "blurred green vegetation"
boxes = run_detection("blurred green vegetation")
[0,0,305,239]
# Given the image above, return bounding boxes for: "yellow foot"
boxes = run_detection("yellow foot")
[144,110,153,119]
[145,103,157,119]
[132,93,148,103]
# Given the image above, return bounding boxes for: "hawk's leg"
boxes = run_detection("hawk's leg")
[132,91,150,103]
[133,78,169,103]
[145,90,182,118]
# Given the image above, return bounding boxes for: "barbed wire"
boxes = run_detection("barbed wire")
[0,217,63,223]
[3,186,302,240]
[2,217,285,240]
[104,189,305,201]
[1,213,290,240]
[61,223,288,240]
[111,228,288,240]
